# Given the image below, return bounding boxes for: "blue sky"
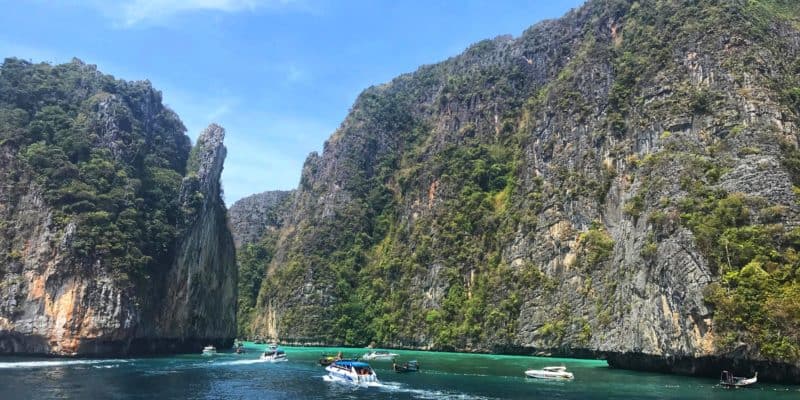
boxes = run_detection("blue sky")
[0,0,584,204]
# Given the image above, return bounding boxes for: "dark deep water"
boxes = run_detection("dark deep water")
[1,343,798,399]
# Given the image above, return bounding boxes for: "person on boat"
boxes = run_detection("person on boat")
[336,351,343,360]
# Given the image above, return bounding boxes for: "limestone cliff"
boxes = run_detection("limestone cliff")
[248,0,800,383]
[155,124,237,346]
[228,190,294,337]
[0,59,236,355]
[228,190,293,248]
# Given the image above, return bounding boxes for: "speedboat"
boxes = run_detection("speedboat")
[260,344,288,362]
[325,360,380,386]
[361,350,399,361]
[319,354,336,366]
[201,345,217,356]
[393,359,420,373]
[234,340,245,354]
[720,371,757,387]
[524,366,574,380]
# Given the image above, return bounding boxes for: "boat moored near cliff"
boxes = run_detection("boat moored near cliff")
[202,346,217,356]
[361,350,399,361]
[719,371,757,388]
[524,366,574,380]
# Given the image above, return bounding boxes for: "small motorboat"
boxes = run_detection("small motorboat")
[319,354,336,366]
[361,350,399,361]
[720,371,757,387]
[325,360,380,386]
[393,360,420,373]
[234,341,245,354]
[260,344,288,362]
[201,345,217,356]
[524,366,574,380]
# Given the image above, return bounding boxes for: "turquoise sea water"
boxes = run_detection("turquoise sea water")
[1,343,798,399]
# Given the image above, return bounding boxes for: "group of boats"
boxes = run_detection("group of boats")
[202,342,286,362]
[318,349,419,385]
[201,342,759,389]
[324,353,425,385]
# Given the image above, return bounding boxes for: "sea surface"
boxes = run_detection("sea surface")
[0,343,797,399]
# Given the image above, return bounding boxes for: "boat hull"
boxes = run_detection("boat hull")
[325,362,380,386]
[524,370,574,380]
[362,352,399,361]
[201,346,217,356]
[719,371,757,387]
[393,361,420,373]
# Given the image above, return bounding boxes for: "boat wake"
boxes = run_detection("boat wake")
[211,358,272,367]
[322,374,382,388]
[378,381,498,400]
[0,359,130,369]
[322,376,496,399]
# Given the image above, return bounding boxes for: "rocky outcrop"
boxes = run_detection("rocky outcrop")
[0,59,236,355]
[228,190,293,248]
[250,0,800,383]
[155,124,237,346]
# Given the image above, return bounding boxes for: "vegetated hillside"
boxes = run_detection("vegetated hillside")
[242,0,800,382]
[228,190,294,336]
[0,58,237,355]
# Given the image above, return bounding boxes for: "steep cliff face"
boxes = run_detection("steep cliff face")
[251,0,800,382]
[229,190,294,337]
[155,124,237,346]
[0,59,236,355]
[229,190,293,248]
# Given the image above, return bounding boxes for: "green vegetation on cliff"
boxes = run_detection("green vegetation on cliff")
[0,58,191,284]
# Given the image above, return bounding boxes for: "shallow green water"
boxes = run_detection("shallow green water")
[1,343,797,399]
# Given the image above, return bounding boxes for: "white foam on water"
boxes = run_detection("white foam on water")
[323,376,493,399]
[92,364,122,369]
[213,359,267,366]
[421,370,491,378]
[0,359,130,369]
[378,381,497,400]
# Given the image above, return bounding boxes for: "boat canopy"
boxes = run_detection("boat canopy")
[335,360,371,368]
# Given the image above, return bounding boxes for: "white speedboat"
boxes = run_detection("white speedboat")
[259,344,288,362]
[524,366,574,380]
[720,371,757,387]
[361,350,399,361]
[325,360,380,386]
[201,345,217,356]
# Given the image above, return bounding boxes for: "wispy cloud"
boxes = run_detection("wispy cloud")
[86,0,314,28]
[284,64,308,83]
[264,63,312,85]
[207,100,236,121]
